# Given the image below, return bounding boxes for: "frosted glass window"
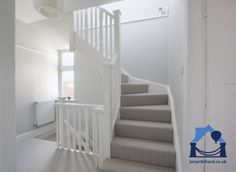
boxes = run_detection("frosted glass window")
[62,71,74,97]
[62,52,74,66]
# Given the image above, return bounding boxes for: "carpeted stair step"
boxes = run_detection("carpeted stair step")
[115,120,173,142]
[121,83,149,95]
[102,158,176,172]
[121,93,168,106]
[111,137,176,168]
[120,105,171,123]
[121,74,129,83]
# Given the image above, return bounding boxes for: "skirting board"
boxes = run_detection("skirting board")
[16,123,56,143]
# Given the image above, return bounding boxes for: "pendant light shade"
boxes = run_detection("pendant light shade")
[33,0,61,18]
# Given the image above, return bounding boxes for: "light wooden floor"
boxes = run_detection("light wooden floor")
[17,139,101,172]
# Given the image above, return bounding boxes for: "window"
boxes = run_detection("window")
[59,51,74,98]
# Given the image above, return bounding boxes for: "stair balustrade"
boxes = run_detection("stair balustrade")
[57,7,121,169]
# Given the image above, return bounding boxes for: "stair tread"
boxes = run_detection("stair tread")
[121,83,148,86]
[116,119,172,129]
[102,158,175,172]
[112,136,175,152]
[121,83,149,95]
[121,93,168,96]
[121,105,171,111]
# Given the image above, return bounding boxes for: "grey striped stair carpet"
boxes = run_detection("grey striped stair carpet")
[101,74,176,172]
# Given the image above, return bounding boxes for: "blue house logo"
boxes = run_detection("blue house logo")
[190,125,227,158]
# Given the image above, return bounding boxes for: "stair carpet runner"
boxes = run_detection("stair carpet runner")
[101,74,176,172]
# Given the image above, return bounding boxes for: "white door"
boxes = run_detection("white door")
[206,0,236,171]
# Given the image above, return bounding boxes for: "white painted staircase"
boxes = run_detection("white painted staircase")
[56,6,180,172]
[101,74,176,172]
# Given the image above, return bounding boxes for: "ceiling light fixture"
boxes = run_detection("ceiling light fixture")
[33,0,61,18]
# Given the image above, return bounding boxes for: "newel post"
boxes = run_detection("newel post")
[113,10,121,60]
[99,64,112,167]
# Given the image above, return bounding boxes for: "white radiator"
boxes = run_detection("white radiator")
[35,101,56,127]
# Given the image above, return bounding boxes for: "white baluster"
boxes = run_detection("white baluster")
[85,9,88,41]
[56,104,59,147]
[105,14,108,59]
[66,106,71,149]
[81,10,84,38]
[77,10,80,33]
[59,105,64,148]
[90,7,93,46]
[99,10,104,55]
[73,11,78,32]
[84,107,89,153]
[95,8,98,50]
[110,17,113,58]
[72,106,76,151]
[78,107,82,151]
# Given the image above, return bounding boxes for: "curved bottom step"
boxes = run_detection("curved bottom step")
[102,158,175,172]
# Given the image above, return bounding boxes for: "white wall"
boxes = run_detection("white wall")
[121,18,169,84]
[168,0,188,171]
[16,15,71,55]
[15,46,58,135]
[15,19,66,135]
[0,0,16,171]
[168,0,185,143]
[183,0,206,172]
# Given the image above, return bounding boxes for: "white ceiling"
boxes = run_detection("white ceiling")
[16,0,47,23]
[16,0,121,24]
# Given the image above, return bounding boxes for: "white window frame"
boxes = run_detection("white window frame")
[58,49,74,98]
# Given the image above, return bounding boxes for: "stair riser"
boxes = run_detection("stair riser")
[121,95,168,106]
[115,124,173,142]
[111,143,176,168]
[121,84,148,95]
[120,108,171,123]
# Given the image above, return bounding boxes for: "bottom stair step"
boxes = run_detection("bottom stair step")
[102,158,175,172]
[111,137,176,168]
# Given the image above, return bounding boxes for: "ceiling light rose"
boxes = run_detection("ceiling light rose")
[33,0,61,18]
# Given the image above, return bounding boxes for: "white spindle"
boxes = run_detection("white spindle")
[110,17,113,58]
[77,10,80,33]
[84,108,89,153]
[66,106,71,149]
[78,107,82,151]
[73,11,78,32]
[59,105,64,147]
[99,10,104,55]
[56,105,59,147]
[81,10,84,38]
[105,14,108,59]
[95,8,98,49]
[72,106,76,150]
[90,8,93,45]
[85,9,89,41]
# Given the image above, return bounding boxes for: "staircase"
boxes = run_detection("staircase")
[101,74,176,172]
[67,5,178,172]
